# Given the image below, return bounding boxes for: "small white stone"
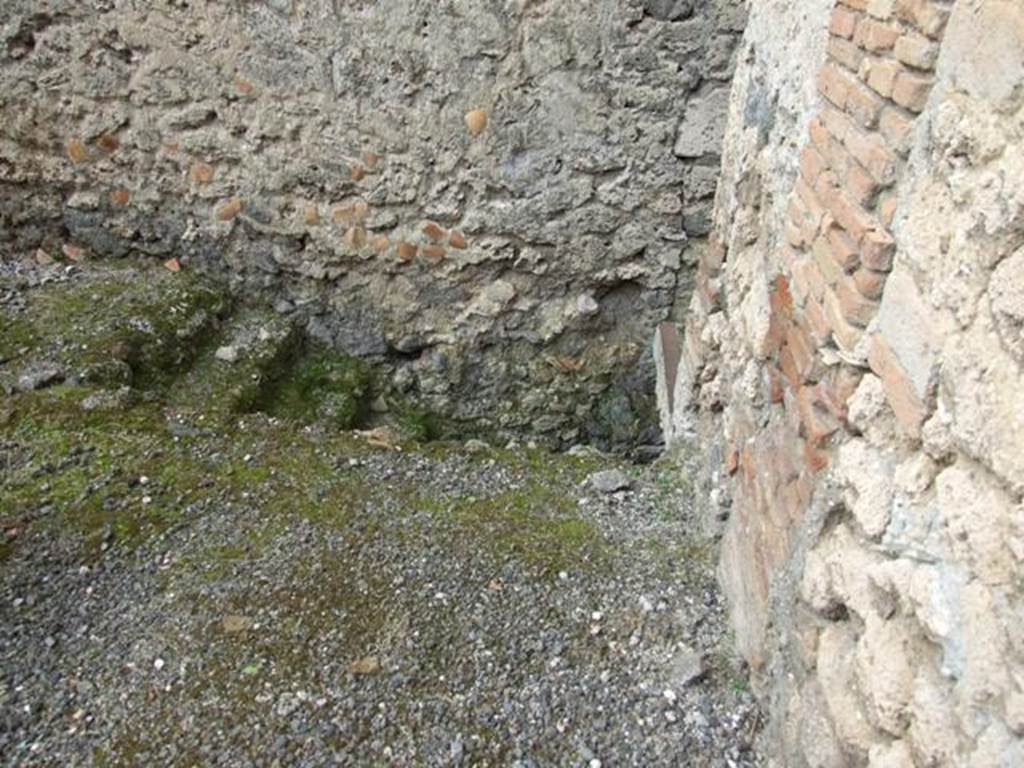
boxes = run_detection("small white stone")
[663,689,677,703]
[214,345,239,363]
[141,496,152,505]
[591,611,603,621]
[139,475,149,485]
[154,658,165,671]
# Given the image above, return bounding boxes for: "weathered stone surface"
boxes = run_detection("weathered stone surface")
[0,0,747,449]
[664,1,1024,764]
[586,469,632,494]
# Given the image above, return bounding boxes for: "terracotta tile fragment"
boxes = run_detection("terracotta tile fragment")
[163,257,181,273]
[110,188,130,206]
[344,226,366,249]
[422,221,447,241]
[67,139,88,163]
[304,206,320,225]
[396,241,418,262]
[190,162,214,184]
[62,243,86,262]
[422,244,446,262]
[97,134,119,153]
[465,108,488,136]
[216,197,243,221]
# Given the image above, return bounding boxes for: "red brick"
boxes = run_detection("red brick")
[892,70,934,112]
[785,219,806,249]
[779,345,802,390]
[809,116,830,152]
[827,225,861,271]
[819,64,855,108]
[895,0,950,39]
[796,385,841,445]
[821,135,853,178]
[786,322,819,383]
[816,365,863,423]
[765,275,794,354]
[845,127,898,185]
[802,439,830,473]
[822,186,875,240]
[789,196,823,246]
[866,0,895,20]
[861,228,896,270]
[791,258,815,304]
[821,105,855,144]
[855,18,901,52]
[847,162,880,207]
[879,107,914,155]
[824,290,865,352]
[830,6,860,38]
[879,194,898,227]
[800,145,828,186]
[853,266,887,299]
[868,332,931,436]
[813,235,844,287]
[779,245,799,272]
[865,58,901,99]
[767,366,785,403]
[836,272,880,326]
[805,295,832,346]
[894,33,939,70]
[844,78,885,128]
[828,37,866,72]
[796,179,827,234]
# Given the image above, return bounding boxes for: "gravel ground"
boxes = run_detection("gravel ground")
[1,260,762,767]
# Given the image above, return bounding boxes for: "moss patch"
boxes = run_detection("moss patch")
[257,346,372,430]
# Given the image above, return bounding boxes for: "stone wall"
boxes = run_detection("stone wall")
[0,0,746,448]
[661,0,1024,764]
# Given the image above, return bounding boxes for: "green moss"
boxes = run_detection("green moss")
[0,265,229,392]
[259,347,372,429]
[391,401,448,442]
[425,481,608,576]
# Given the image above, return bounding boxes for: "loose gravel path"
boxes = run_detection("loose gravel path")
[1,261,762,767]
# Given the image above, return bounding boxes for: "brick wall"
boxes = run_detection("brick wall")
[661,0,1024,763]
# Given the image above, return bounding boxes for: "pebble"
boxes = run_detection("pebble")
[214,345,240,363]
[587,469,632,493]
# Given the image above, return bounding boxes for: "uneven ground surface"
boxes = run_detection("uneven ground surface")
[0,260,760,767]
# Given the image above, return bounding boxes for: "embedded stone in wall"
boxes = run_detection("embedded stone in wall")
[0,0,748,448]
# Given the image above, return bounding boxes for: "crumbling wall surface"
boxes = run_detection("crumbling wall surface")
[0,0,746,447]
[665,0,1024,764]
